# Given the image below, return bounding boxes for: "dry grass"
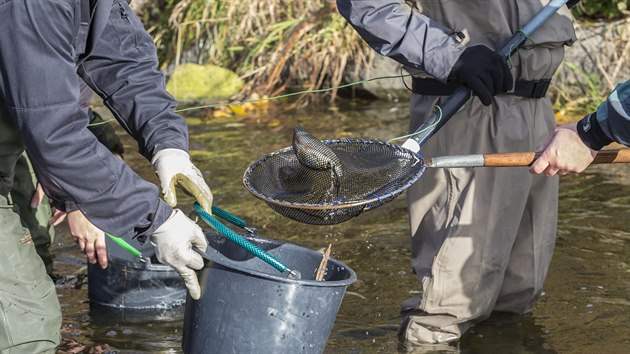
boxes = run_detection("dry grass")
[144,2,628,113]
[552,18,630,115]
[149,0,374,104]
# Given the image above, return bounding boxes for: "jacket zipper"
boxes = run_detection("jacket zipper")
[118,3,138,48]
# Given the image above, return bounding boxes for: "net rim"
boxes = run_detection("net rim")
[242,138,426,211]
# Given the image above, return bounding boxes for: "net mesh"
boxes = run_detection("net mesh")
[243,138,426,225]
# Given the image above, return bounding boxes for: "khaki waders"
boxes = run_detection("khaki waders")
[400,0,576,344]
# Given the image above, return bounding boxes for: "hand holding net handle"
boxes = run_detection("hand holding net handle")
[426,149,630,168]
[401,0,572,153]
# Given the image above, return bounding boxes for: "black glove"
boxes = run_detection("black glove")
[448,45,513,106]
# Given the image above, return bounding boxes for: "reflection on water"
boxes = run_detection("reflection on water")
[88,306,185,352]
[53,100,630,353]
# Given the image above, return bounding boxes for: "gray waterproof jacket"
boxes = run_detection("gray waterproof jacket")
[337,0,576,82]
[336,0,464,82]
[0,0,186,239]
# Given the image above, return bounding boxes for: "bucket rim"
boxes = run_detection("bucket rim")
[201,235,357,287]
[91,255,177,272]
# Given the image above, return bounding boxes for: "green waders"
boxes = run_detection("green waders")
[10,154,55,277]
[0,103,61,353]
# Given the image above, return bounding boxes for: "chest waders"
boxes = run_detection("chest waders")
[400,0,578,344]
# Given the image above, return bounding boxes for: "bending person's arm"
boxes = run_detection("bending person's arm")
[79,2,212,212]
[78,4,187,160]
[0,1,169,240]
[531,80,630,176]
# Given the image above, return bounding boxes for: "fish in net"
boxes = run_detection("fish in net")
[243,127,426,225]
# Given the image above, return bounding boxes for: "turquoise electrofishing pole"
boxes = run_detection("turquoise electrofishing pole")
[192,202,297,276]
[103,205,240,260]
[107,204,296,277]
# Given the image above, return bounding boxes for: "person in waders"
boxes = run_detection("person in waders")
[531,80,630,175]
[0,1,213,352]
[12,80,125,277]
[337,0,577,345]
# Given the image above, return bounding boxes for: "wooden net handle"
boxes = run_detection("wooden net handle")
[484,149,630,167]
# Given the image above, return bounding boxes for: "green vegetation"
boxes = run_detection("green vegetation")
[556,1,629,116]
[139,1,627,112]
[571,0,628,20]
[143,0,372,103]
[553,62,608,116]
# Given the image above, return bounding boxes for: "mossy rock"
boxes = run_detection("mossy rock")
[166,64,243,102]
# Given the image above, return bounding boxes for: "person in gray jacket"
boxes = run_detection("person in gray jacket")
[0,1,212,352]
[337,0,576,345]
[531,80,630,175]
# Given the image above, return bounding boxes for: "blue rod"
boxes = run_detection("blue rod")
[522,0,569,36]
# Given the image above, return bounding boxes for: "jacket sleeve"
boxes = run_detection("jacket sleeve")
[336,0,465,82]
[78,0,189,160]
[0,1,172,240]
[595,80,630,147]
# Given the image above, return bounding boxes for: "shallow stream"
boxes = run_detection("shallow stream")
[54,100,630,353]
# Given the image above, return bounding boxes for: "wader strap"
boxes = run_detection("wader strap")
[74,0,91,56]
[411,78,552,99]
[512,79,552,99]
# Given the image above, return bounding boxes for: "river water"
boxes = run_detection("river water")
[53,99,630,353]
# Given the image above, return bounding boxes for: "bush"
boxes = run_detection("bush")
[142,0,373,103]
[572,0,628,20]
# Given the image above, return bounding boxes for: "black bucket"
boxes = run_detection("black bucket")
[87,236,186,309]
[182,233,356,354]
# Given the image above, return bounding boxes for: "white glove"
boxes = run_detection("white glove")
[152,148,213,212]
[151,209,208,300]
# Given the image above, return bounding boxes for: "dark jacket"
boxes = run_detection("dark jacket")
[594,80,630,147]
[0,0,188,239]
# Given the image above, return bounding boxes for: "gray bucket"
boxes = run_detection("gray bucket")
[182,232,357,354]
[87,236,186,309]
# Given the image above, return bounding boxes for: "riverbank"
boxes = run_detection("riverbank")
[141,1,628,117]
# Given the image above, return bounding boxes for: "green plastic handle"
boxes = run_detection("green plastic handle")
[105,232,143,259]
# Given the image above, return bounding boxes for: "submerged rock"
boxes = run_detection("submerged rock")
[166,63,243,103]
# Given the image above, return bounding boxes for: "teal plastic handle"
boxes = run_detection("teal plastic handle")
[211,205,246,229]
[193,203,291,273]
